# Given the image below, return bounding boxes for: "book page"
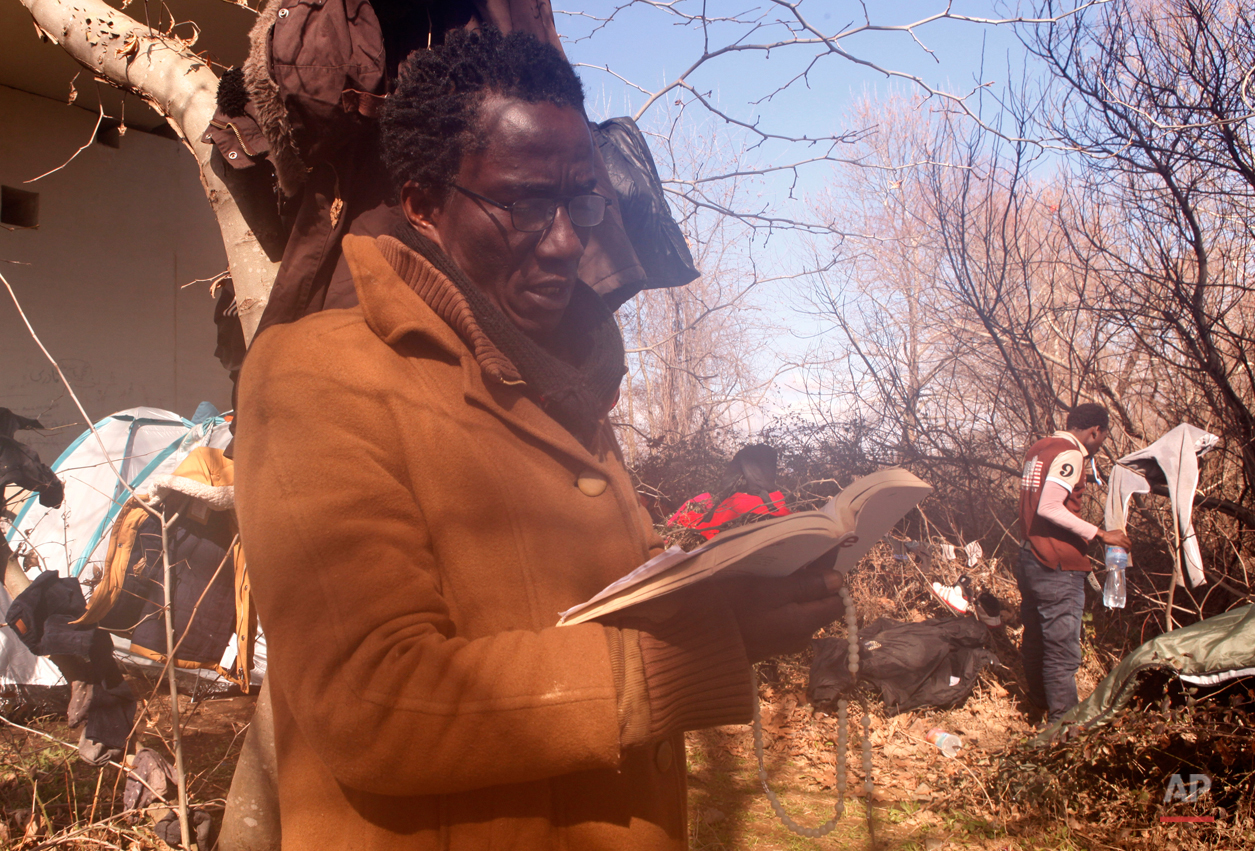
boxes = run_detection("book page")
[714,530,847,578]
[557,468,930,626]
[830,472,933,573]
[557,546,689,622]
[558,513,839,625]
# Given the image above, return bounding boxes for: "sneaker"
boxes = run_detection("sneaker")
[976,590,1003,627]
[930,582,969,614]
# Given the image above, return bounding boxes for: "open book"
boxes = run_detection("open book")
[558,468,932,626]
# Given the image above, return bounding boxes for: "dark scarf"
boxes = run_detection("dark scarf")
[392,224,627,449]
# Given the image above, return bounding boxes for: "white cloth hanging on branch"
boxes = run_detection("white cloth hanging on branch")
[1104,423,1219,587]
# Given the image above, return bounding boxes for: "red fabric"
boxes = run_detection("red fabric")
[669,491,790,540]
[1019,435,1090,571]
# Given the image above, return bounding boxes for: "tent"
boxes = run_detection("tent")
[2,406,265,689]
[7,407,227,577]
[1037,604,1255,744]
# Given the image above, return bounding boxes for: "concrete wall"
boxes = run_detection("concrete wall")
[0,85,233,464]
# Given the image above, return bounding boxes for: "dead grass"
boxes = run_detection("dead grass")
[0,671,249,848]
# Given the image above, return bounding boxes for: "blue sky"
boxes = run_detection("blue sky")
[556,2,1041,240]
[559,2,1031,140]
[554,2,1050,419]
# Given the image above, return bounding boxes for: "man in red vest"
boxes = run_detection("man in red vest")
[1017,403,1132,723]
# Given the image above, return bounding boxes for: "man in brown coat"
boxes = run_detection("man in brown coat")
[234,28,843,850]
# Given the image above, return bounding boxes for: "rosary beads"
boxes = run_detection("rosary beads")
[751,583,874,837]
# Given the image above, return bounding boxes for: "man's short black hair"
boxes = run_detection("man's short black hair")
[1066,403,1110,431]
[379,27,585,199]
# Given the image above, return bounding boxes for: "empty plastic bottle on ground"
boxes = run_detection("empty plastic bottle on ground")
[1103,546,1128,609]
[925,728,962,758]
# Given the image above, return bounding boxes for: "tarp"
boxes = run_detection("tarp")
[1037,604,1255,744]
[1,408,265,688]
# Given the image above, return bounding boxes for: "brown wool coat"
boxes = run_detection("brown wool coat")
[234,235,750,849]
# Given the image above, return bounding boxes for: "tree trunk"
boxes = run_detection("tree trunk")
[19,0,279,342]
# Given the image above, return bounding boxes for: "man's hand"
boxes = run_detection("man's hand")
[720,567,846,663]
[1096,528,1132,550]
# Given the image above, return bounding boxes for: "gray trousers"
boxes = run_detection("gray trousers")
[1015,547,1087,723]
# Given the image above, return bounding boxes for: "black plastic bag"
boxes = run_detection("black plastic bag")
[809,616,997,715]
[594,117,700,291]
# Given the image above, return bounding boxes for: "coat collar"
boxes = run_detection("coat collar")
[341,234,615,465]
[342,234,478,364]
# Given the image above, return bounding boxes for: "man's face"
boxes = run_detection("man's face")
[403,96,597,341]
[1081,425,1110,455]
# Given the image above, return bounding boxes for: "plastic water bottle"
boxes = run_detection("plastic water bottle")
[925,728,962,758]
[1103,546,1128,609]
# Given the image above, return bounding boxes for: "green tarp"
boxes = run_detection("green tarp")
[1036,604,1255,744]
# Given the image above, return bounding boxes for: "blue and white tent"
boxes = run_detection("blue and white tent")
[2,406,264,688]
[7,406,230,579]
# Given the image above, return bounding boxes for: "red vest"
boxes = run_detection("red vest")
[1019,433,1091,571]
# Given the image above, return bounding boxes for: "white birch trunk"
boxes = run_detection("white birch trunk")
[19,0,278,342]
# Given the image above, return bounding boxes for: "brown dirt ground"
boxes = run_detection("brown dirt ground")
[678,547,1249,851]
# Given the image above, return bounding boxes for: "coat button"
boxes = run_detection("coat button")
[576,471,607,497]
[277,7,288,16]
[654,740,674,773]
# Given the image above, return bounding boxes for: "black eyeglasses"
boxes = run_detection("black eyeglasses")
[451,184,608,232]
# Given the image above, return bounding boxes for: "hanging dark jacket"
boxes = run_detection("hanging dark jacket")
[0,436,63,508]
[6,571,95,659]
